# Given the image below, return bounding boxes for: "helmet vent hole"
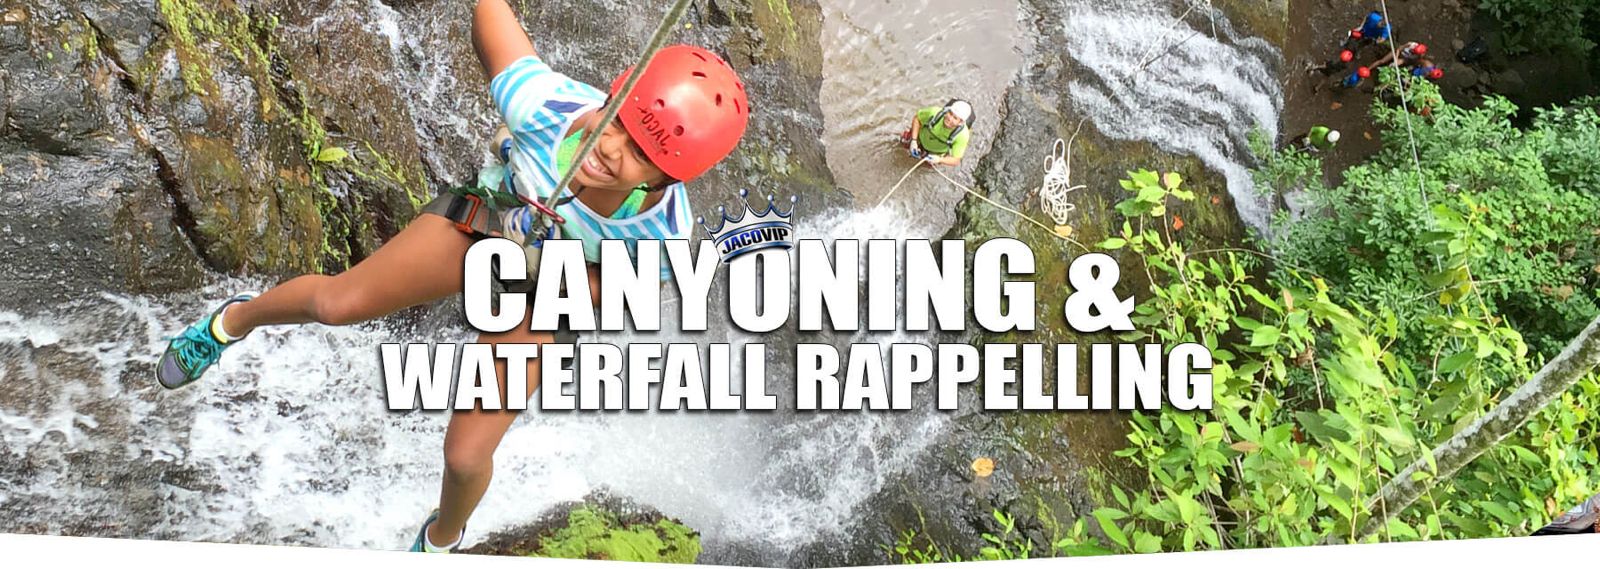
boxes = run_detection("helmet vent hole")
[734,99,743,114]
[673,125,685,136]
[692,71,707,79]
[654,99,666,109]
[715,93,723,106]
[692,52,708,62]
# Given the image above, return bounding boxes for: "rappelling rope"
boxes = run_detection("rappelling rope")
[875,160,929,208]
[928,166,1091,252]
[1376,0,1433,212]
[517,0,697,248]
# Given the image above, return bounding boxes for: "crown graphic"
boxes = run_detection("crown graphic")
[698,189,797,263]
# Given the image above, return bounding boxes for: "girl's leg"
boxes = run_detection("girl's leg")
[426,316,552,546]
[222,214,472,336]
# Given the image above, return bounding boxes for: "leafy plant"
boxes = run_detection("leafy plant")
[1479,0,1600,55]
[887,510,1037,564]
[1086,167,1600,552]
[886,77,1600,565]
[1273,79,1600,362]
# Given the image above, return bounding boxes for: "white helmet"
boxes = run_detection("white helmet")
[1325,130,1342,143]
[947,100,973,122]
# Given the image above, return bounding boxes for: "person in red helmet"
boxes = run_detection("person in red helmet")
[153,0,751,553]
[1373,41,1428,69]
[1307,49,1356,76]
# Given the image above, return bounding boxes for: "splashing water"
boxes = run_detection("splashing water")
[1063,0,1283,230]
[0,201,946,564]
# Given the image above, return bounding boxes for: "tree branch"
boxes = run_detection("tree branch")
[1347,314,1600,541]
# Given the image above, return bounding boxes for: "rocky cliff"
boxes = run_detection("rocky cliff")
[0,0,833,303]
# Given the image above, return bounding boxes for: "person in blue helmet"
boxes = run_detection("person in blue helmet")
[1347,11,1391,49]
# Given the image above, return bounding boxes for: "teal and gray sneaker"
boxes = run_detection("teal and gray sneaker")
[409,509,463,553]
[155,293,256,389]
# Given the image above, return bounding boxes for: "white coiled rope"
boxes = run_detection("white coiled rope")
[1038,137,1086,225]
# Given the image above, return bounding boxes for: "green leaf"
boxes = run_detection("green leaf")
[1091,507,1129,521]
[315,146,350,163]
[1439,349,1476,374]
[1093,511,1130,548]
[1250,326,1281,347]
[1234,316,1266,331]
[1100,237,1128,250]
[1479,502,1519,525]
[1130,169,1161,189]
[1060,543,1115,557]
[1133,532,1162,554]
[1163,171,1184,190]
[1296,410,1351,443]
[1372,425,1414,449]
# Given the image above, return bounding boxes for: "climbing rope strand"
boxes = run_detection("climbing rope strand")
[929,167,1090,253]
[520,0,697,247]
[876,161,930,208]
[1377,0,1432,212]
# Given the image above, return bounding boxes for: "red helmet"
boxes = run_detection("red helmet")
[1428,68,1445,80]
[1357,66,1372,78]
[610,45,750,182]
[1413,43,1428,56]
[1340,50,1354,62]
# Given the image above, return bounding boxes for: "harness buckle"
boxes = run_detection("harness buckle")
[447,193,486,235]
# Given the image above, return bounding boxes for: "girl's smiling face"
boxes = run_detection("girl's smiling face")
[572,116,672,192]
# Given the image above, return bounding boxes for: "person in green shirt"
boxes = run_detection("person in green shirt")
[1291,125,1340,153]
[898,99,974,167]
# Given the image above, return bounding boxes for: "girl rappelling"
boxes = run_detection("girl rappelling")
[153,0,746,553]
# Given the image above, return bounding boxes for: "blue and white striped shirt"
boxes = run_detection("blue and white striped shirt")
[491,55,692,281]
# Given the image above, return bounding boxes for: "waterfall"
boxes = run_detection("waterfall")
[1063,0,1284,231]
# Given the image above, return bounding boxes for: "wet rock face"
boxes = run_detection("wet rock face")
[0,0,832,304]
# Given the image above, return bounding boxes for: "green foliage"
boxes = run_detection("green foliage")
[1271,80,1600,360]
[1085,168,1600,552]
[1249,130,1325,199]
[888,510,1039,564]
[1479,0,1600,55]
[892,164,1597,562]
[531,507,701,563]
[886,73,1599,564]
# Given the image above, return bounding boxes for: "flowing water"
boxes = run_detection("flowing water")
[1062,0,1284,230]
[0,207,938,565]
[0,0,1282,566]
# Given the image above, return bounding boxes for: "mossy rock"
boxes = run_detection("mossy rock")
[534,507,701,563]
[462,498,701,563]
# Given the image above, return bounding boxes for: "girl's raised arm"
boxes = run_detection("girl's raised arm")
[473,0,538,80]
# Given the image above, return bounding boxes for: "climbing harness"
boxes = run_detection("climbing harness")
[424,182,523,238]
[1038,138,1085,226]
[924,99,971,148]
